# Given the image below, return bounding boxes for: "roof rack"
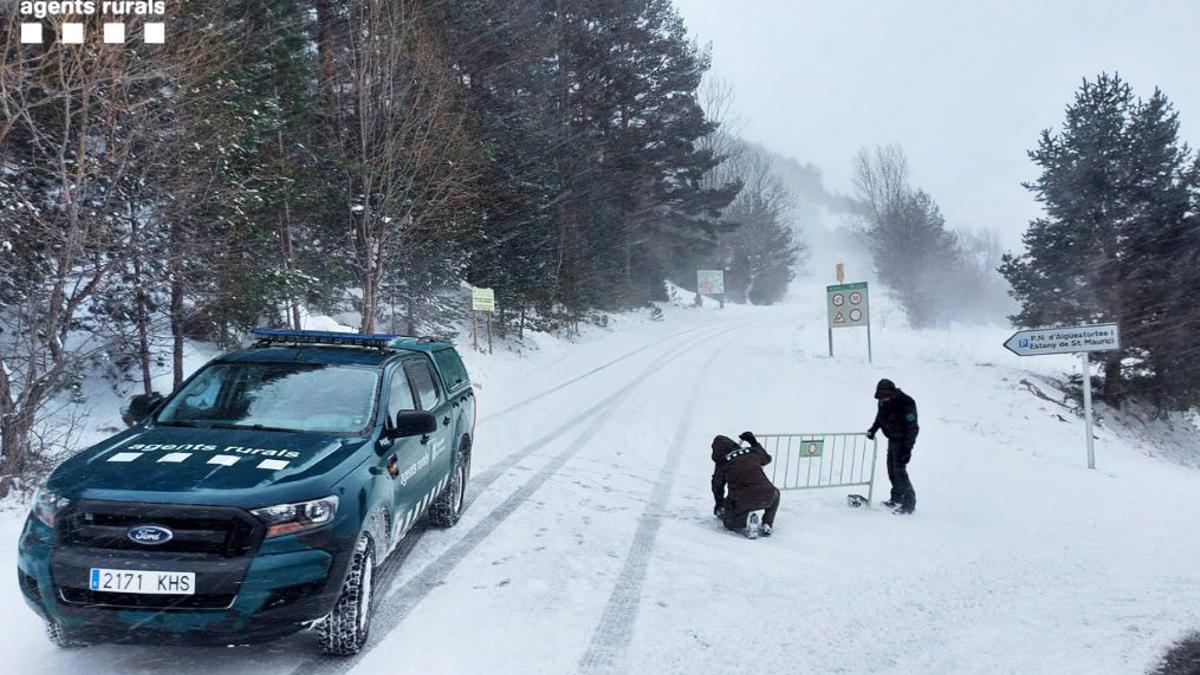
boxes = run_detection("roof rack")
[249,328,416,350]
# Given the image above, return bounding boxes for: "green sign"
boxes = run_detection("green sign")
[800,439,823,458]
[826,282,869,329]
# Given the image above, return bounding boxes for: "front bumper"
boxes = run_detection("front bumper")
[17,509,356,645]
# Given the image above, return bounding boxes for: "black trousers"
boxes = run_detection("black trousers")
[724,488,781,529]
[886,437,916,509]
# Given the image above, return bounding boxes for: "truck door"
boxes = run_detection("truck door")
[404,357,454,495]
[383,364,428,540]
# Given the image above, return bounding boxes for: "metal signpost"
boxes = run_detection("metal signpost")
[1003,323,1120,469]
[471,287,496,354]
[826,281,871,363]
[696,269,725,309]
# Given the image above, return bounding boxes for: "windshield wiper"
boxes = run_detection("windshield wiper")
[203,422,303,434]
[155,420,208,428]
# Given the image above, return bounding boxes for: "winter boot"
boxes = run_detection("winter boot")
[760,522,773,537]
[744,511,764,539]
[892,504,915,515]
[881,499,900,509]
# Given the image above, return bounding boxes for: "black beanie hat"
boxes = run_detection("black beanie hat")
[874,378,897,399]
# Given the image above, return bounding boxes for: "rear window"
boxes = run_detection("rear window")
[432,349,469,392]
[405,361,442,411]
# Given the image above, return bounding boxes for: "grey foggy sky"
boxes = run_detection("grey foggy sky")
[673,0,1200,248]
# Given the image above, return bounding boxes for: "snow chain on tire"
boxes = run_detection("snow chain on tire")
[428,449,469,528]
[316,535,375,656]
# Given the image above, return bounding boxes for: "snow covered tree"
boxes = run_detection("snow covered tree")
[853,145,961,327]
[708,149,804,305]
[315,0,478,332]
[0,4,233,489]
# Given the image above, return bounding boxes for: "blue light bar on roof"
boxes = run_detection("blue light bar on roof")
[250,328,412,348]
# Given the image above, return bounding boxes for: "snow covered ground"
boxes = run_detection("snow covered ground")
[3,279,1198,674]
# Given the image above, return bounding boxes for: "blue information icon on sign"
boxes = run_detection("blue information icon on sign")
[1019,339,1029,348]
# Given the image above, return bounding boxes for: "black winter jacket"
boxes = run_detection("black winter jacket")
[869,390,919,441]
[711,435,776,507]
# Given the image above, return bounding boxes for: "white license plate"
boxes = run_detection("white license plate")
[89,568,196,595]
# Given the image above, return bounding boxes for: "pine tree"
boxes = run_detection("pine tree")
[1000,74,1200,407]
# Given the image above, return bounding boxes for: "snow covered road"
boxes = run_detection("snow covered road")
[3,292,1199,674]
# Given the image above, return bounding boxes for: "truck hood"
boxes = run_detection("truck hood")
[47,425,372,500]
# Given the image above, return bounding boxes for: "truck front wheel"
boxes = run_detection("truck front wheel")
[316,535,375,656]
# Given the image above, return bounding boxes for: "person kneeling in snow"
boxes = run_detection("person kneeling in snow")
[711,432,781,538]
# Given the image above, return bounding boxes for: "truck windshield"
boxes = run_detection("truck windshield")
[156,362,379,434]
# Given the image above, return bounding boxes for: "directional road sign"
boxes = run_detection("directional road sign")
[1003,323,1119,357]
[1002,322,1120,471]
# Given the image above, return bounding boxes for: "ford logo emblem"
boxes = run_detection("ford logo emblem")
[126,525,174,546]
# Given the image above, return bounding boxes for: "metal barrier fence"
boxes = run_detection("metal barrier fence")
[758,433,878,505]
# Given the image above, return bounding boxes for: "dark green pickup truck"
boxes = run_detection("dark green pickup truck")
[17,329,475,655]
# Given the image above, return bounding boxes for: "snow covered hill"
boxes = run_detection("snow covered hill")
[2,279,1198,674]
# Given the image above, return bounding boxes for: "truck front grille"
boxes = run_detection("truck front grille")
[59,588,236,610]
[58,501,262,558]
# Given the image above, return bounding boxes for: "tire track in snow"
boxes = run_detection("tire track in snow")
[384,319,740,586]
[478,321,716,423]
[467,318,743,506]
[289,320,753,675]
[577,337,729,673]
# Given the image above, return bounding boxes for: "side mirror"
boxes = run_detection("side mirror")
[388,411,437,439]
[123,392,164,427]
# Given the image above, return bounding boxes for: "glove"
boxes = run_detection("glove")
[713,504,725,519]
[866,429,876,440]
[738,431,757,446]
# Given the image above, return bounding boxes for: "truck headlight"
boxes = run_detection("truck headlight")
[251,496,339,537]
[31,487,70,527]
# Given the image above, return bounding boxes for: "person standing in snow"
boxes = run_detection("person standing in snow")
[711,432,781,537]
[866,378,919,514]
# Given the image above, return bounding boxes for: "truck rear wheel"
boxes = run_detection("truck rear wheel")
[428,450,468,528]
[316,535,375,656]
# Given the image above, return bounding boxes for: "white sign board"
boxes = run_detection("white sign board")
[471,287,496,312]
[1003,323,1120,356]
[697,270,725,295]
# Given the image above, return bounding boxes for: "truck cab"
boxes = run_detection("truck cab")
[17,329,475,656]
